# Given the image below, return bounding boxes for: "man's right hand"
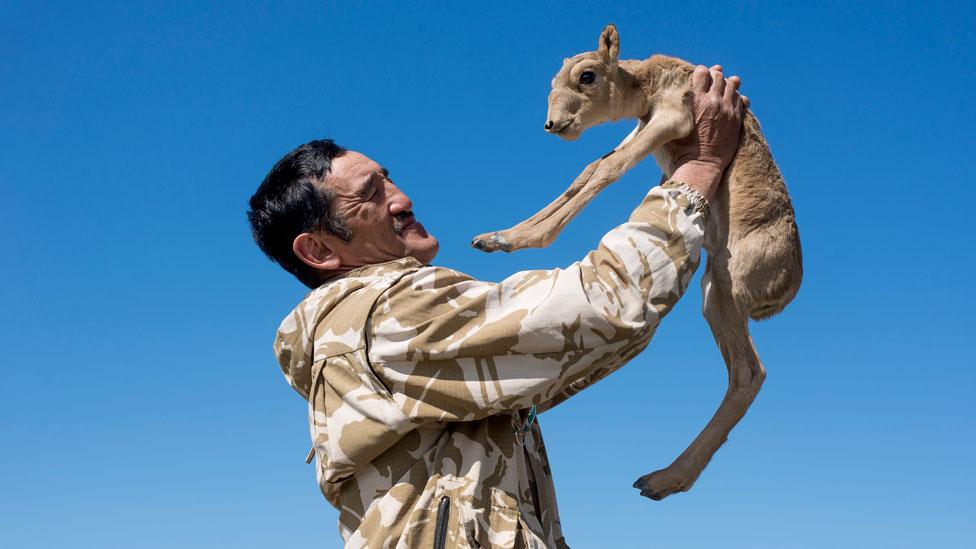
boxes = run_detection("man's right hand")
[668,64,749,201]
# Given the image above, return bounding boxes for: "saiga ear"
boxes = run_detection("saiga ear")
[598,24,619,64]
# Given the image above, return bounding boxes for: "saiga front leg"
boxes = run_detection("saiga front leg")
[471,121,646,251]
[472,106,692,252]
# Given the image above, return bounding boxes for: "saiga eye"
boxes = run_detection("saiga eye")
[579,71,596,85]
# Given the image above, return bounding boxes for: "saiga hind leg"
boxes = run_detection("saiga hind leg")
[633,259,765,500]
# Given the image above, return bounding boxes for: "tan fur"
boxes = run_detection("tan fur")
[471,24,802,500]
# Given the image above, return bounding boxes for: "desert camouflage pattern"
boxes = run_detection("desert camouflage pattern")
[274,186,706,548]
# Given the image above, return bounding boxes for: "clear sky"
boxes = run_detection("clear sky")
[2,1,974,547]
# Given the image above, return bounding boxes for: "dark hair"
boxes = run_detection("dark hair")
[247,139,352,288]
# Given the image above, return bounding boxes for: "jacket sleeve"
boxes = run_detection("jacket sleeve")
[366,185,706,423]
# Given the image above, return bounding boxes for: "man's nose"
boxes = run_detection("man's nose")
[388,185,413,215]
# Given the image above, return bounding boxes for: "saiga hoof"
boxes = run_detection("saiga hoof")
[471,232,514,253]
[632,467,694,501]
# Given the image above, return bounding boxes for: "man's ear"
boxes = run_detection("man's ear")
[293,232,342,272]
[597,24,619,65]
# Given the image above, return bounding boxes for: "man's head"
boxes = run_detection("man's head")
[248,140,438,288]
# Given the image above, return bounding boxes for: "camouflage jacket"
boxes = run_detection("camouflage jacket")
[274,185,706,548]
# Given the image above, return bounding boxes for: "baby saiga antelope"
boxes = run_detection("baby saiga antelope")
[472,24,802,501]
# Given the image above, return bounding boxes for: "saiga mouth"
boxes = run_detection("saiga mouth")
[549,121,572,134]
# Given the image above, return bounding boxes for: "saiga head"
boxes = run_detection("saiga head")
[545,24,621,141]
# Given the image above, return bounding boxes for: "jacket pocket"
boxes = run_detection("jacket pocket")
[455,492,521,549]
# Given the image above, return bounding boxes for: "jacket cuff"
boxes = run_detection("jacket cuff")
[661,180,710,223]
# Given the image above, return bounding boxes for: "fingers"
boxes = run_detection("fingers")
[730,78,749,110]
[724,75,740,96]
[709,66,726,97]
[724,74,740,107]
[720,73,748,113]
[691,65,710,93]
[696,63,749,109]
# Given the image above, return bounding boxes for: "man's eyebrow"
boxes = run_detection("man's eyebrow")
[356,168,389,196]
[356,174,374,195]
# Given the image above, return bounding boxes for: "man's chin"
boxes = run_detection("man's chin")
[408,238,439,265]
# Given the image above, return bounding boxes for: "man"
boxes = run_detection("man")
[248,65,746,548]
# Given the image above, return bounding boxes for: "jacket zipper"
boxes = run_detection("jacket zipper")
[433,495,450,549]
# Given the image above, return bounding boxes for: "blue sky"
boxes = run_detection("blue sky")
[2,1,974,547]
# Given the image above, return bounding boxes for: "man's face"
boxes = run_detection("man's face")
[319,151,439,269]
